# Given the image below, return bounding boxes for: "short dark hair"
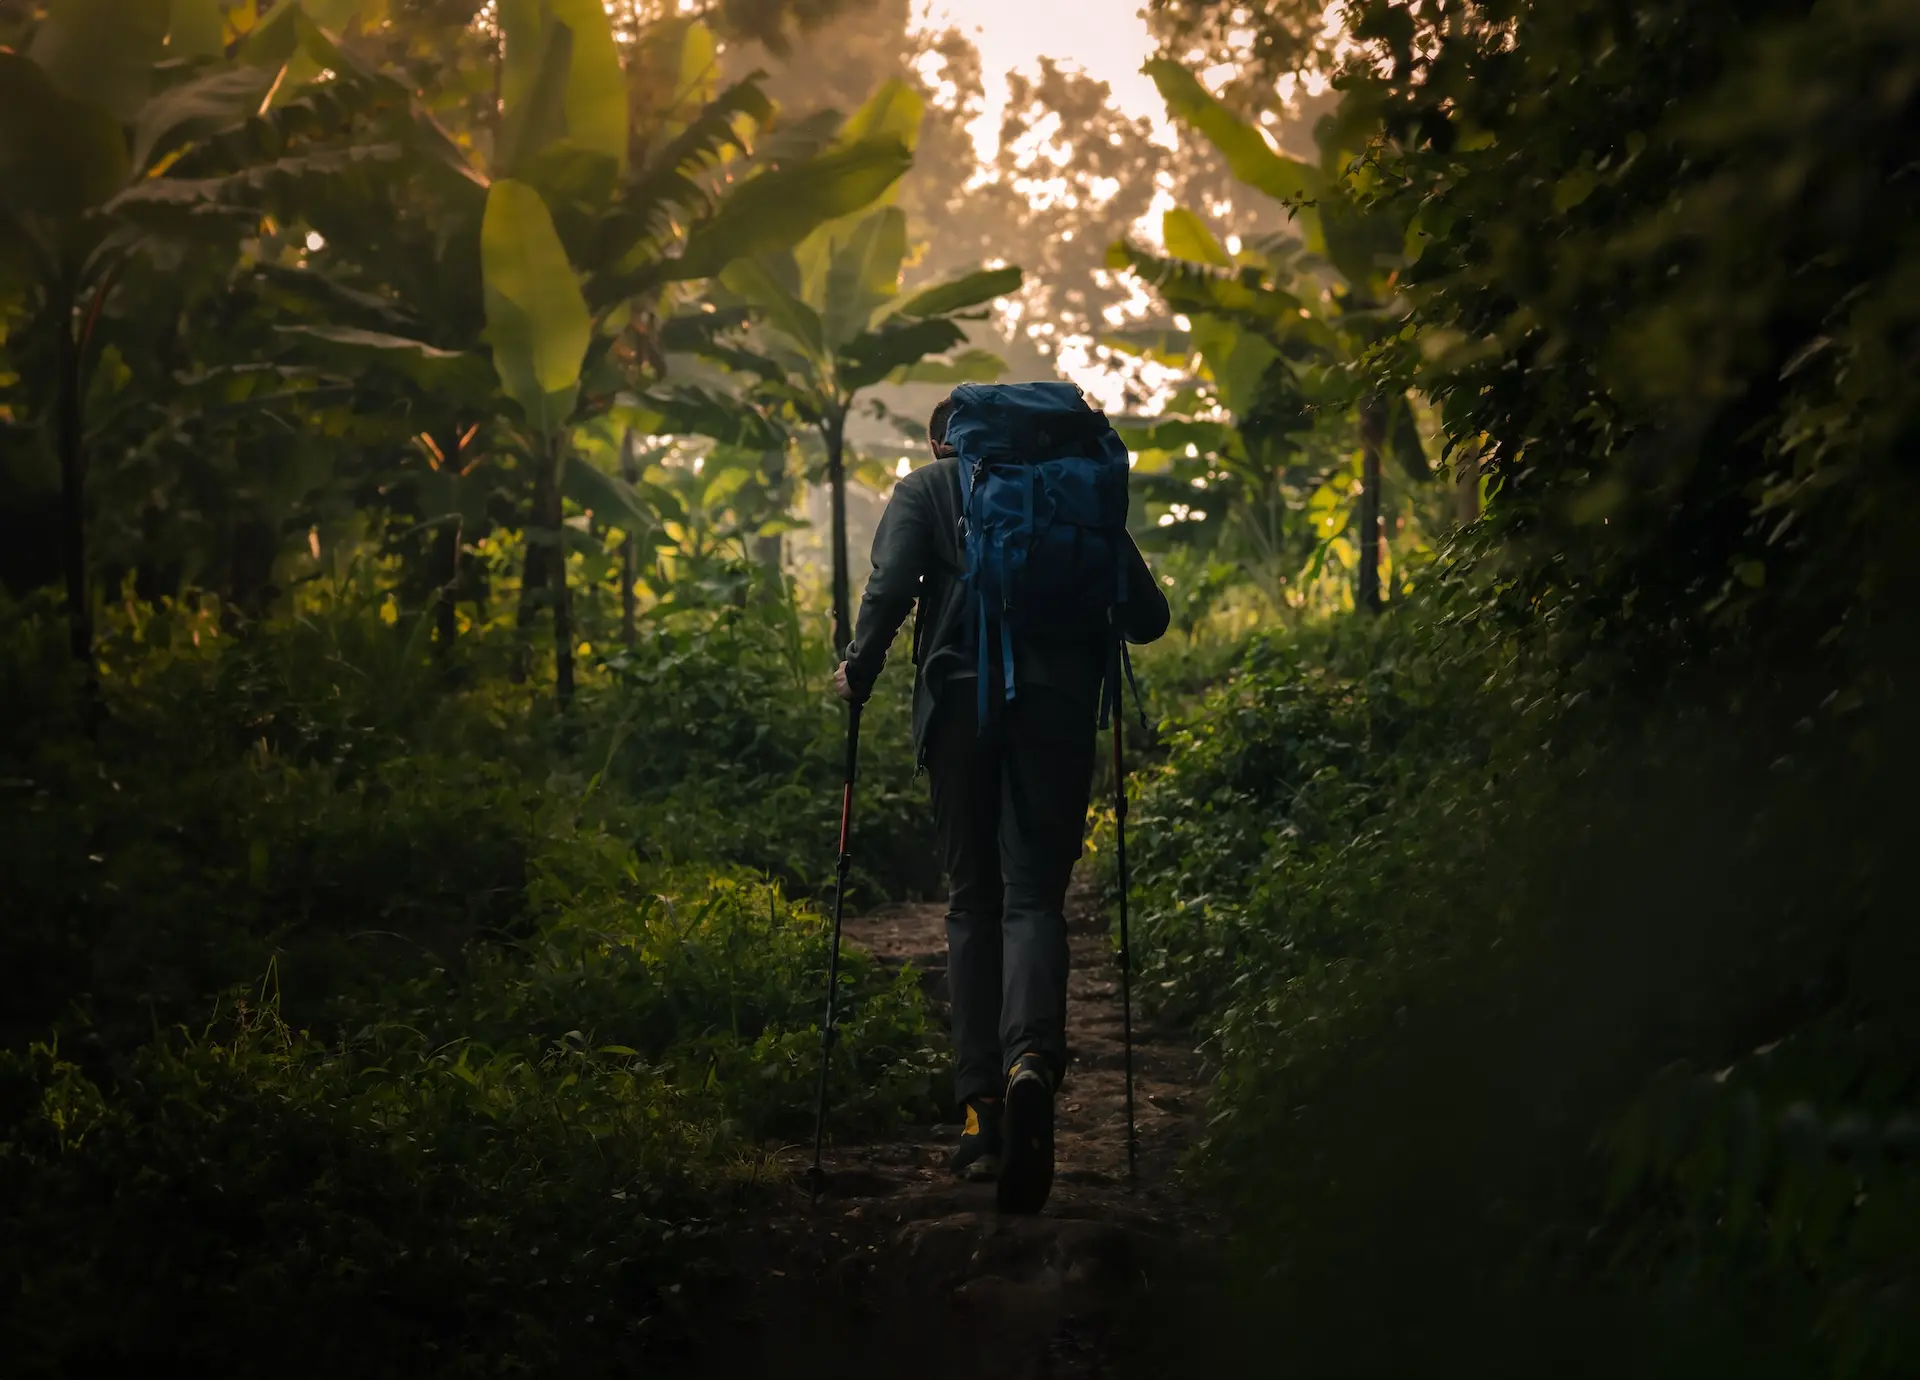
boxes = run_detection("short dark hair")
[929,396,956,449]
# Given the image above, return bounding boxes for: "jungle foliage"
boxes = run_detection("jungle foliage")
[1107,0,1919,1375]
[1,0,1915,1374]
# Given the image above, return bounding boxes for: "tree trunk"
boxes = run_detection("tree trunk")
[432,428,464,656]
[549,431,574,709]
[54,294,90,669]
[432,519,462,654]
[824,410,852,659]
[619,429,638,647]
[512,442,553,685]
[1357,398,1386,614]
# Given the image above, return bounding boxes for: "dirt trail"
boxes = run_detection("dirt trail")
[660,877,1230,1378]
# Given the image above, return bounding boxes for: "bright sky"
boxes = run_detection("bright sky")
[909,0,1174,162]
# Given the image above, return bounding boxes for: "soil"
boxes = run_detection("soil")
[649,878,1238,1378]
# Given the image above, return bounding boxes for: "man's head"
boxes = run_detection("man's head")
[929,396,957,458]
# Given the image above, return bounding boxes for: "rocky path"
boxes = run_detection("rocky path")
[662,878,1230,1378]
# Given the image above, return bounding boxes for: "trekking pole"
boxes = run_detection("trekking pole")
[808,701,862,1203]
[1110,659,1139,1189]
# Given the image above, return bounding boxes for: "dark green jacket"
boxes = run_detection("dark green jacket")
[843,456,1171,764]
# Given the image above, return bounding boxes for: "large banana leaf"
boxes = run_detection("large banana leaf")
[1146,59,1323,208]
[889,348,1007,386]
[837,316,965,392]
[498,14,573,177]
[132,66,277,172]
[1191,314,1281,416]
[29,0,170,123]
[1107,240,1340,355]
[590,77,770,282]
[481,178,591,432]
[169,0,229,60]
[893,265,1023,320]
[1163,207,1233,268]
[821,208,908,349]
[671,139,913,283]
[548,0,627,171]
[1112,415,1242,458]
[837,78,924,155]
[276,324,496,399]
[565,457,657,535]
[499,0,625,175]
[0,53,129,218]
[719,257,826,361]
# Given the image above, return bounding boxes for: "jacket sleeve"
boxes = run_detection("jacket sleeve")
[1120,534,1172,645]
[842,474,935,702]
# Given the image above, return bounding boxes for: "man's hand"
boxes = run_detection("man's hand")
[832,661,858,703]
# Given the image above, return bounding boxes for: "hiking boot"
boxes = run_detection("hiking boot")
[996,1053,1055,1214]
[949,1097,1002,1181]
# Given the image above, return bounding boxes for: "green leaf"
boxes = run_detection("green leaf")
[1112,416,1239,456]
[499,1,627,174]
[132,65,275,171]
[276,325,495,398]
[1146,59,1323,207]
[838,317,965,392]
[498,14,573,177]
[1163,207,1233,268]
[673,139,913,283]
[1109,240,1332,351]
[671,19,719,114]
[0,53,130,217]
[822,207,908,349]
[1099,327,1193,367]
[721,256,826,360]
[638,384,784,450]
[30,0,171,123]
[889,348,1006,385]
[837,78,924,156]
[894,265,1023,320]
[482,178,590,432]
[566,457,655,533]
[549,0,628,171]
[169,0,229,59]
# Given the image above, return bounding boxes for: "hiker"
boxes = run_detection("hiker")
[832,383,1170,1213]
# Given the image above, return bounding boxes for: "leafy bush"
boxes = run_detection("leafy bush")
[0,590,943,1373]
[588,599,940,906]
[1108,608,1919,1378]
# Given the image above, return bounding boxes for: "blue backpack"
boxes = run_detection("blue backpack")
[945,382,1137,728]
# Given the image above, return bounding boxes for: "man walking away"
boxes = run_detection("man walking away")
[832,387,1170,1213]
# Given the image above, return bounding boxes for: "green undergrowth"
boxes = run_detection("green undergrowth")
[1105,611,1919,1378]
[0,592,942,1375]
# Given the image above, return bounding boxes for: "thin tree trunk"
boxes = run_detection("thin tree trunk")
[55,294,90,668]
[1357,398,1386,614]
[512,443,553,684]
[824,409,851,659]
[433,428,464,656]
[549,431,574,709]
[432,519,462,653]
[619,428,637,647]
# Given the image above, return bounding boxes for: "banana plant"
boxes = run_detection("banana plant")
[696,80,1022,654]
[1109,60,1431,613]
[255,7,914,703]
[0,0,440,670]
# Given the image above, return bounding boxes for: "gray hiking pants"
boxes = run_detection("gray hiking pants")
[926,680,1097,1105]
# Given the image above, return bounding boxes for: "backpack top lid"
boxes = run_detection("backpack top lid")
[944,382,1114,465]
